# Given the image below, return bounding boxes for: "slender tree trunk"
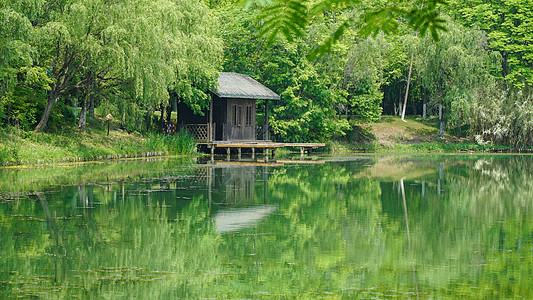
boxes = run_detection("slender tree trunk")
[438,104,445,138]
[35,92,58,132]
[159,103,165,133]
[78,95,87,131]
[422,89,427,119]
[401,51,415,121]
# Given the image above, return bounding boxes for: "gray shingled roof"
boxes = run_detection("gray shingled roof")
[214,72,280,100]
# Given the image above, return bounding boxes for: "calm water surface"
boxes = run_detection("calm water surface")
[0,155,532,298]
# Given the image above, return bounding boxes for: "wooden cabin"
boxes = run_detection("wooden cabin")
[177,72,280,142]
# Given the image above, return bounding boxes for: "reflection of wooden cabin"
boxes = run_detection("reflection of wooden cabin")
[177,72,280,142]
[212,166,257,206]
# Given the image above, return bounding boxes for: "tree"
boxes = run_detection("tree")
[448,0,533,88]
[251,0,448,59]
[0,0,49,126]
[415,20,501,137]
[0,0,223,133]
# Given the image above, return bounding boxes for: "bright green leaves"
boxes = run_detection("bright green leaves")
[1,0,222,131]
[0,5,34,97]
[258,0,308,43]
[449,0,533,88]
[250,0,449,60]
[307,21,350,61]
[359,0,449,40]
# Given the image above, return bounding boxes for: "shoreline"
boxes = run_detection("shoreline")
[4,145,533,170]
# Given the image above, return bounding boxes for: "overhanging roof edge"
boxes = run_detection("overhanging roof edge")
[214,92,280,100]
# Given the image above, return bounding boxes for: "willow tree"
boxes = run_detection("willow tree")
[0,0,50,125]
[28,0,221,132]
[415,21,501,137]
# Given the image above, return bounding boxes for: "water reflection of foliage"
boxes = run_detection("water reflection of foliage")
[0,177,220,298]
[0,157,196,198]
[0,156,532,298]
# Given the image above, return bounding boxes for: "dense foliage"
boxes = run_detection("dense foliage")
[1,0,533,146]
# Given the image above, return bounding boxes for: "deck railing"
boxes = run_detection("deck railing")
[255,125,264,140]
[256,124,270,140]
[165,122,177,135]
[184,124,209,141]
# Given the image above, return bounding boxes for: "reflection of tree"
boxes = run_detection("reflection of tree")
[1,156,532,298]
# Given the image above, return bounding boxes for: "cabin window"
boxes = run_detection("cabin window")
[237,106,242,126]
[245,105,252,126]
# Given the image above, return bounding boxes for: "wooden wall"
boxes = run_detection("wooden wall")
[223,98,256,141]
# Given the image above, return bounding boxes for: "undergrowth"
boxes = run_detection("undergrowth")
[0,126,196,166]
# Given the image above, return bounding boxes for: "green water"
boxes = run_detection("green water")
[0,155,532,299]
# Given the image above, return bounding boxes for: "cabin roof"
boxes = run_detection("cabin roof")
[214,72,280,100]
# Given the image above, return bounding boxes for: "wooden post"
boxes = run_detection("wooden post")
[252,147,255,159]
[272,149,276,159]
[238,147,241,159]
[264,99,269,141]
[208,98,213,142]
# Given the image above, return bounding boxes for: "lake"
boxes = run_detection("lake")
[0,154,532,298]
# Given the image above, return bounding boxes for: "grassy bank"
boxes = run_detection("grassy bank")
[332,116,523,153]
[0,122,196,167]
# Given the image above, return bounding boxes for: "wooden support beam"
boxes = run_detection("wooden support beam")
[264,99,269,140]
[208,97,213,142]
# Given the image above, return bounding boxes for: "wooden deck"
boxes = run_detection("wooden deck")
[198,141,326,157]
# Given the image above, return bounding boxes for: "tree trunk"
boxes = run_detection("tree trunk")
[35,92,58,132]
[166,104,172,123]
[159,103,165,132]
[89,94,95,119]
[438,104,445,138]
[78,95,87,131]
[145,109,152,133]
[401,51,415,121]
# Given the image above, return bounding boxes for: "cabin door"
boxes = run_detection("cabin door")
[227,99,255,140]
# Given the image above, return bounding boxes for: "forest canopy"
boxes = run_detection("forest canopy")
[1,0,533,146]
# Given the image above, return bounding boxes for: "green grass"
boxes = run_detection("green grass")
[0,125,196,167]
[330,115,532,153]
[330,139,518,153]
